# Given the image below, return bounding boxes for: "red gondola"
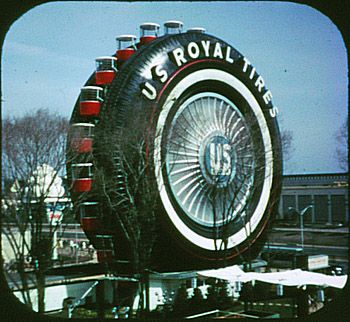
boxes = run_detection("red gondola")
[71,163,93,192]
[79,201,101,232]
[95,56,118,85]
[187,27,206,34]
[164,20,183,34]
[139,22,160,46]
[79,86,103,117]
[116,35,137,67]
[95,235,114,262]
[70,123,94,153]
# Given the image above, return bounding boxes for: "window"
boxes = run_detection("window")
[331,195,345,224]
[282,195,296,220]
[314,195,328,223]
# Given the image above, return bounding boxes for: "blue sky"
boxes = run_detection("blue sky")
[1,1,348,174]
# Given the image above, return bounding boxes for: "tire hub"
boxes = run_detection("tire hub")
[165,92,255,227]
[200,132,236,188]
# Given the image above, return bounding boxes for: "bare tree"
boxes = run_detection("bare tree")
[1,109,70,313]
[95,111,160,275]
[207,123,279,269]
[335,117,348,172]
[280,129,293,164]
[221,149,277,268]
[92,110,163,313]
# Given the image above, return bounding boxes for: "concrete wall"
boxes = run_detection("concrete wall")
[13,281,97,312]
[2,229,31,263]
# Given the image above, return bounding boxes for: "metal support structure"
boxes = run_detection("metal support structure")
[317,288,325,302]
[52,229,58,260]
[145,271,150,313]
[277,284,284,296]
[96,279,105,319]
[296,288,309,318]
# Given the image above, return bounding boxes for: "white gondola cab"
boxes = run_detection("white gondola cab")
[71,163,93,192]
[70,123,95,154]
[79,201,101,232]
[164,20,183,34]
[95,56,118,85]
[139,22,160,46]
[116,35,137,66]
[79,86,104,117]
[187,27,206,34]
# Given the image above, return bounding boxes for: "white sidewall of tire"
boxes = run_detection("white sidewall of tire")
[154,68,273,251]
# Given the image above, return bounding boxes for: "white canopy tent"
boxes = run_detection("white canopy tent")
[198,265,348,289]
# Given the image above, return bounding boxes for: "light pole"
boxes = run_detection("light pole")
[289,205,313,251]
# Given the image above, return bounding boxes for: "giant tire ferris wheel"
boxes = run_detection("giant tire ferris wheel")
[67,21,283,271]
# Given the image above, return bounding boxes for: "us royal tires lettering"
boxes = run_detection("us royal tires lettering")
[141,82,157,100]
[242,57,279,118]
[170,41,235,67]
[151,65,168,83]
[141,45,279,119]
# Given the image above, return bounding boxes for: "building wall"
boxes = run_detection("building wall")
[278,173,349,224]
